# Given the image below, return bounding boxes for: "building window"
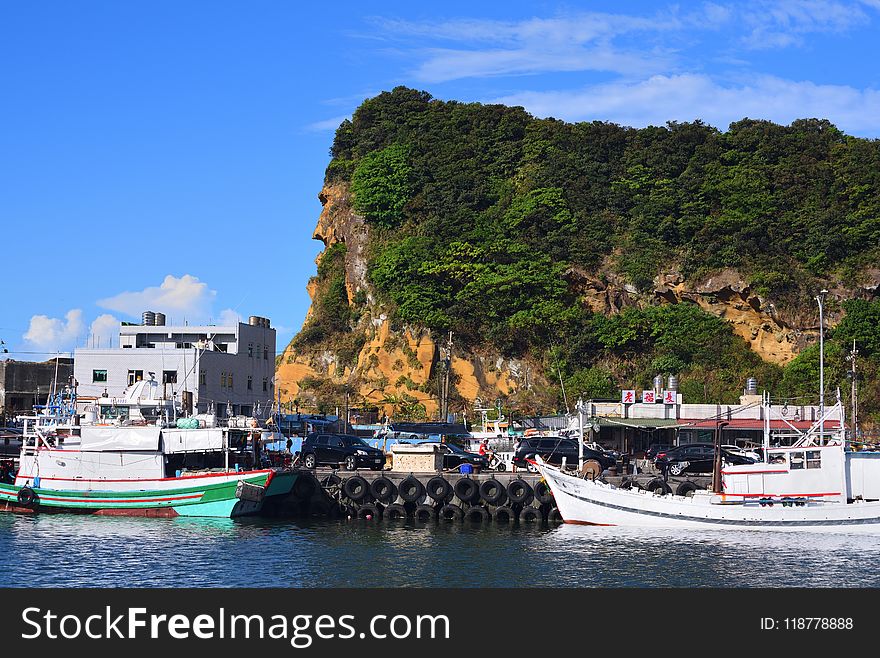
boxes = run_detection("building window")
[227,373,233,390]
[220,372,226,389]
[247,376,253,390]
[127,370,144,386]
[264,346,268,360]
[262,378,268,392]
[176,342,192,349]
[248,342,253,358]
[199,370,206,386]
[162,370,177,384]
[92,369,108,383]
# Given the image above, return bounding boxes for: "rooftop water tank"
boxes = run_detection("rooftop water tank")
[653,374,664,394]
[667,375,678,391]
[745,377,758,395]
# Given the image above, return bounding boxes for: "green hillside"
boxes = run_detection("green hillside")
[303,87,880,427]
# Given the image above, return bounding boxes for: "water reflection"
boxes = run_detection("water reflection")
[2,514,878,588]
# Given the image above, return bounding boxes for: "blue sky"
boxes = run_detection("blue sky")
[3,0,880,360]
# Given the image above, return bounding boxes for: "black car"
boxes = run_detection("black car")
[512,437,617,473]
[417,441,488,470]
[645,444,673,461]
[654,443,756,476]
[300,433,385,471]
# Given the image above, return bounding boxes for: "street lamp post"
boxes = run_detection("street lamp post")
[816,289,828,441]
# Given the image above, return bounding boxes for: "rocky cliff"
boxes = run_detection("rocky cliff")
[276,180,880,416]
[276,182,551,418]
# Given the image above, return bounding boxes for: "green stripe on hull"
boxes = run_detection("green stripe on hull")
[0,472,272,518]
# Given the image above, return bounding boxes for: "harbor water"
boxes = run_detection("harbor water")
[2,514,879,588]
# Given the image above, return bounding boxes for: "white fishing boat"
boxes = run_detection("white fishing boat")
[0,375,297,518]
[535,394,880,533]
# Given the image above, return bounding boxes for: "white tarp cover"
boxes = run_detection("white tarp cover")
[161,428,224,453]
[79,426,162,452]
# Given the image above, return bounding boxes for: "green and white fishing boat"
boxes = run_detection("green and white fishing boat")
[0,376,297,518]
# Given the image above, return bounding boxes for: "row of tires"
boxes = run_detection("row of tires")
[619,477,702,497]
[320,474,555,508]
[342,500,562,524]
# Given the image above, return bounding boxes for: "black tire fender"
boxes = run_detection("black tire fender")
[342,475,369,502]
[464,505,490,523]
[414,504,437,522]
[675,481,700,497]
[356,502,381,520]
[293,475,316,499]
[384,503,409,520]
[370,476,397,503]
[646,478,672,495]
[426,476,452,501]
[479,478,507,505]
[534,480,554,505]
[17,486,37,507]
[518,506,543,523]
[548,507,563,523]
[453,477,479,503]
[618,477,641,490]
[492,505,514,523]
[399,476,425,503]
[506,478,533,505]
[439,503,464,521]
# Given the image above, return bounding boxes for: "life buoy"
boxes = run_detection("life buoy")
[17,486,38,507]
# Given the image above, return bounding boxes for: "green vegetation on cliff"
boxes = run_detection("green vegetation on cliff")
[314,87,880,422]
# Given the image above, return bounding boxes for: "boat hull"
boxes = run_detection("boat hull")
[537,462,880,533]
[0,469,297,519]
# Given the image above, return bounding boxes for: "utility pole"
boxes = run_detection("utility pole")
[816,289,828,441]
[440,331,453,422]
[847,340,859,442]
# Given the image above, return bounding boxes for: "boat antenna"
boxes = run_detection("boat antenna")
[550,340,570,414]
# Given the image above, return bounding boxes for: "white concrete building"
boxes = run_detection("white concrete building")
[74,314,276,418]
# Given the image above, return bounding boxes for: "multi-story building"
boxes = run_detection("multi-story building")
[73,313,276,418]
[0,357,74,422]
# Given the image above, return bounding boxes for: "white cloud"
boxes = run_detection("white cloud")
[97,274,216,321]
[305,115,351,132]
[217,309,241,326]
[375,11,685,82]
[741,0,871,49]
[88,314,120,349]
[23,309,84,351]
[491,74,880,135]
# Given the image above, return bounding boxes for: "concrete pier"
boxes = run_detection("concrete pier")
[261,466,714,523]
